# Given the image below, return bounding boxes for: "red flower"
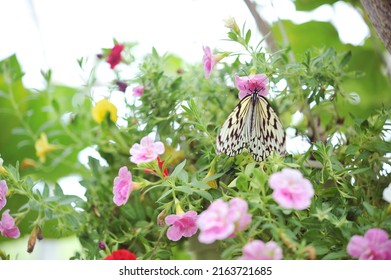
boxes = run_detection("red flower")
[104,249,137,260]
[157,156,169,177]
[106,44,124,69]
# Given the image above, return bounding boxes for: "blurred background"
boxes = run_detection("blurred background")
[0,0,387,259]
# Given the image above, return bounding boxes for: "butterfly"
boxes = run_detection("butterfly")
[216,87,286,162]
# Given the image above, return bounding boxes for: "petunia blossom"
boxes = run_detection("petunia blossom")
[116,80,128,93]
[202,46,227,79]
[106,44,124,69]
[132,85,144,97]
[113,166,135,206]
[92,99,118,123]
[165,210,198,241]
[104,249,137,260]
[239,240,283,260]
[268,168,314,210]
[383,183,391,203]
[235,74,269,100]
[197,198,252,244]
[129,136,165,164]
[347,228,391,260]
[0,209,20,238]
[0,180,8,211]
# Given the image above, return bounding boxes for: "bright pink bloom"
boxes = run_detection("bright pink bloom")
[113,166,135,206]
[132,85,144,97]
[129,136,165,164]
[0,209,20,238]
[165,210,198,241]
[239,240,283,260]
[106,44,124,69]
[268,168,314,210]
[0,180,8,211]
[202,46,218,79]
[235,74,269,100]
[197,198,252,244]
[347,228,391,260]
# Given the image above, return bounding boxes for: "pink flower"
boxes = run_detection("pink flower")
[203,46,223,79]
[132,85,144,97]
[228,198,252,234]
[197,198,252,244]
[239,240,283,260]
[106,44,124,69]
[165,210,198,241]
[235,74,269,100]
[0,209,20,238]
[0,180,8,211]
[113,166,135,206]
[268,168,314,210]
[347,228,391,260]
[129,136,165,164]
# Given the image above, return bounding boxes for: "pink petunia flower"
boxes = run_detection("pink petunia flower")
[197,198,252,244]
[235,74,269,100]
[239,240,283,260]
[228,198,252,235]
[129,136,165,164]
[0,209,20,238]
[202,46,218,79]
[347,228,391,260]
[165,210,198,241]
[0,180,8,211]
[113,166,135,206]
[132,85,144,97]
[106,44,124,69]
[268,168,314,210]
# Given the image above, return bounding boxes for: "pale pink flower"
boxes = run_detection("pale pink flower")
[129,136,165,164]
[268,168,314,210]
[347,228,391,260]
[228,198,252,235]
[235,74,269,100]
[239,240,283,260]
[0,209,20,238]
[203,46,224,79]
[0,180,8,211]
[132,85,144,97]
[113,166,135,206]
[197,198,252,244]
[165,210,198,241]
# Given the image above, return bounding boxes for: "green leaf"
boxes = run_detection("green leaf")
[176,185,194,195]
[170,159,186,178]
[194,190,213,201]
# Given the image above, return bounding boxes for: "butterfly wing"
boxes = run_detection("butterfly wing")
[246,95,286,162]
[216,95,252,157]
[216,94,285,162]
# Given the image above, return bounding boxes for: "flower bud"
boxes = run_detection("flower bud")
[224,17,240,35]
[157,209,167,227]
[27,226,39,253]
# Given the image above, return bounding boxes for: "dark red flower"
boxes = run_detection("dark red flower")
[116,80,128,93]
[106,44,124,69]
[104,249,136,260]
[157,156,169,177]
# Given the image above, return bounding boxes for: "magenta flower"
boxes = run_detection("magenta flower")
[235,74,269,100]
[165,210,198,241]
[0,180,8,211]
[129,136,165,164]
[347,228,391,260]
[106,44,124,69]
[197,198,252,244]
[0,209,20,238]
[268,168,314,210]
[239,240,283,260]
[132,85,144,97]
[113,166,135,206]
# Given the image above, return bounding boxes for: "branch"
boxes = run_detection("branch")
[243,0,278,52]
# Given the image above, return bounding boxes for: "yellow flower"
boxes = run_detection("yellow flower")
[92,99,117,123]
[203,159,218,189]
[0,157,6,175]
[224,16,240,35]
[35,133,60,163]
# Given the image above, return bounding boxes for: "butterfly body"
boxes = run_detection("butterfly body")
[216,90,286,162]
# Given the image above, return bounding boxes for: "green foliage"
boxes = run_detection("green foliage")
[0,1,390,260]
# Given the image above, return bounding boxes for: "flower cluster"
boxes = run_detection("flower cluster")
[0,180,20,239]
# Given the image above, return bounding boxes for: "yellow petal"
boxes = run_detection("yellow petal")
[92,99,118,123]
[34,133,60,163]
